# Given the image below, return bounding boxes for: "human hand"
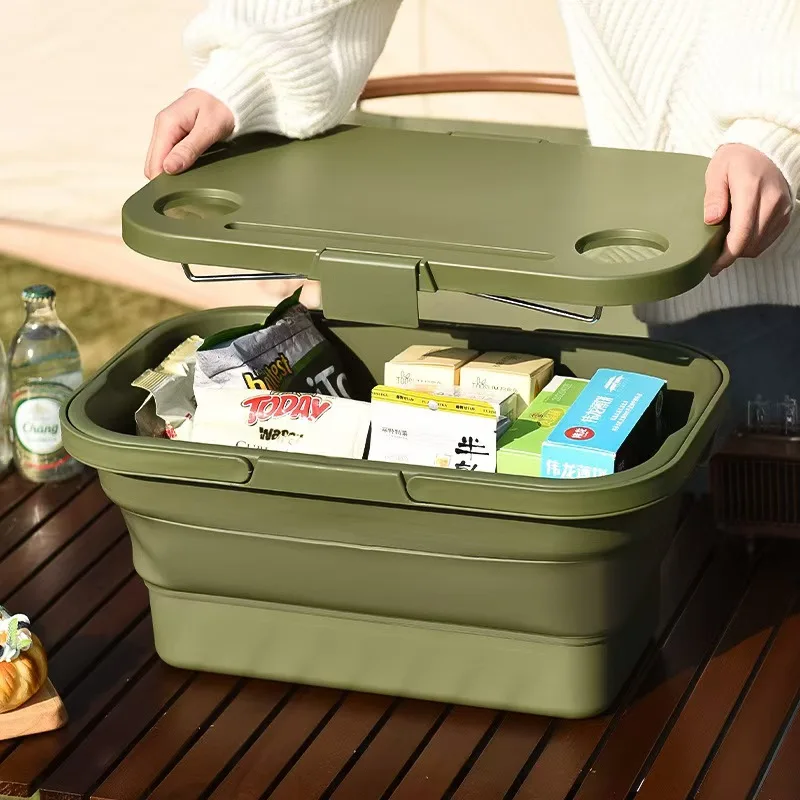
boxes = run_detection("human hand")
[704,144,793,276]
[145,89,235,179]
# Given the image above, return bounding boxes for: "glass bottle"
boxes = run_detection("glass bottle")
[0,340,11,474]
[8,285,84,483]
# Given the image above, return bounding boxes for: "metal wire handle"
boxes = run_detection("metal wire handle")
[474,293,603,323]
[182,264,305,282]
[181,264,603,323]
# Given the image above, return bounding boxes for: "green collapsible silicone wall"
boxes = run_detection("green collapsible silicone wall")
[62,307,727,717]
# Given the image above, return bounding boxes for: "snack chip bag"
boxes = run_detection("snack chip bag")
[132,335,203,439]
[190,389,371,460]
[194,290,353,399]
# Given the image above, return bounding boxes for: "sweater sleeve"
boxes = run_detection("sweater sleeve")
[183,0,402,140]
[709,3,800,199]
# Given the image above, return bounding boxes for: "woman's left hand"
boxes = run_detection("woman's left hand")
[704,143,794,276]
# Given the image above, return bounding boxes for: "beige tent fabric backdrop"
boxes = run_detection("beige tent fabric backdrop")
[1,1,619,325]
[0,0,205,236]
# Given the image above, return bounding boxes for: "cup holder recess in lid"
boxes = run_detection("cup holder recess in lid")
[156,190,242,220]
[576,229,668,265]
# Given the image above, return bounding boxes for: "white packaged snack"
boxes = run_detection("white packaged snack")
[132,336,203,439]
[190,389,371,460]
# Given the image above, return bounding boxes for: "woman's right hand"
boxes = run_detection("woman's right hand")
[145,89,235,179]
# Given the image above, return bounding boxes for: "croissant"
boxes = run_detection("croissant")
[0,607,47,714]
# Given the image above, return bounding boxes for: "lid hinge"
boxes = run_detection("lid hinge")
[316,250,423,329]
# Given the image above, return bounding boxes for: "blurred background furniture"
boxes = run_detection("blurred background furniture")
[711,429,800,540]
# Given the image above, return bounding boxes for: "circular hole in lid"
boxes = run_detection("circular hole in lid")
[156,190,241,220]
[576,229,668,265]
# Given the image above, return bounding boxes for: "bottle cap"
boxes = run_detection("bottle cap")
[22,285,56,302]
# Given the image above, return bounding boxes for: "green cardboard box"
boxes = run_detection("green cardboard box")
[497,376,589,477]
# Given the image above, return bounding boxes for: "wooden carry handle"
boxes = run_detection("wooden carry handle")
[360,71,579,101]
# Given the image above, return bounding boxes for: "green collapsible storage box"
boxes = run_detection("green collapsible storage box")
[62,123,728,718]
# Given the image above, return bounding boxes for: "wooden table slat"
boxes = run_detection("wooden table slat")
[511,501,724,800]
[0,481,109,600]
[388,705,500,800]
[328,699,446,800]
[2,505,125,620]
[1,474,799,800]
[149,680,291,800]
[268,692,394,800]
[93,673,242,800]
[565,542,754,800]
[0,551,145,766]
[637,549,800,800]
[451,714,552,800]
[0,473,95,561]
[0,471,40,520]
[37,539,140,680]
[755,699,800,800]
[40,661,193,800]
[46,574,148,699]
[207,686,343,800]
[0,617,154,798]
[695,593,800,800]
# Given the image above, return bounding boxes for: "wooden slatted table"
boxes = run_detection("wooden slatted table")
[0,470,798,800]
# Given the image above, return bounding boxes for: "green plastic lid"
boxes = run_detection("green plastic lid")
[122,125,725,327]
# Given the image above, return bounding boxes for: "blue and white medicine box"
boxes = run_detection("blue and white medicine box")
[541,369,666,479]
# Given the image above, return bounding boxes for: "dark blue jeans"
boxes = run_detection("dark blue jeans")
[648,306,800,492]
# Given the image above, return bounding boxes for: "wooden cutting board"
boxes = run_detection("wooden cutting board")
[0,680,67,740]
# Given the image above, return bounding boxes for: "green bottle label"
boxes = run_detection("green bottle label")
[12,381,74,468]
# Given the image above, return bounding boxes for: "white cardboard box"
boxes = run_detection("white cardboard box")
[459,352,555,417]
[383,345,479,390]
[368,385,514,472]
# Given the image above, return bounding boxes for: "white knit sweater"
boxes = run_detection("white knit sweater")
[185,0,800,325]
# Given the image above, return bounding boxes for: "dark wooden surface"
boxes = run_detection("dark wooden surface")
[0,470,798,800]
